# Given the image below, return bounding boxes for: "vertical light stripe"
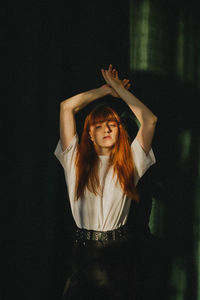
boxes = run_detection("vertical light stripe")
[149,196,164,237]
[138,0,149,70]
[149,197,157,234]
[170,258,187,300]
[130,0,150,71]
[178,130,191,163]
[194,138,200,299]
[176,19,184,81]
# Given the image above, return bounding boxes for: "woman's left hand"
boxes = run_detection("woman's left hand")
[101,64,131,98]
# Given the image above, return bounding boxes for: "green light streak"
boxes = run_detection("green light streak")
[176,10,197,84]
[138,0,149,70]
[178,129,191,163]
[176,19,184,81]
[170,258,187,300]
[194,137,200,299]
[149,196,164,237]
[196,240,200,300]
[130,0,150,72]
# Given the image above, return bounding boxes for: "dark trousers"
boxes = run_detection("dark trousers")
[61,231,168,300]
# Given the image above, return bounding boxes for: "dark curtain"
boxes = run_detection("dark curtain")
[2,1,200,299]
[129,1,200,299]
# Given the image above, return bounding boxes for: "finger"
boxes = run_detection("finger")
[108,64,113,72]
[112,69,117,77]
[124,82,129,88]
[122,79,127,86]
[122,79,129,86]
[114,68,119,76]
[105,70,113,83]
[126,83,131,90]
[105,70,111,77]
[124,79,130,85]
[123,79,129,83]
[101,69,110,83]
[101,69,106,79]
[123,79,130,86]
[107,67,112,76]
[102,68,109,77]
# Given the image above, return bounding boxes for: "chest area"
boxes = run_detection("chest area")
[98,160,121,193]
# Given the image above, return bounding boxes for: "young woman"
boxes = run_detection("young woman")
[54,64,158,299]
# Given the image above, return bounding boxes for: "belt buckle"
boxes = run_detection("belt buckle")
[98,232,103,241]
[94,231,105,241]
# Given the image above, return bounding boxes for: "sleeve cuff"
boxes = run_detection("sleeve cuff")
[131,138,156,180]
[54,133,78,157]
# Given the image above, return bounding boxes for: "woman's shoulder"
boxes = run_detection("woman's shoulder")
[131,137,156,184]
[54,133,79,169]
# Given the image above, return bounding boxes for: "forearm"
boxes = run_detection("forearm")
[114,85,157,125]
[60,87,109,113]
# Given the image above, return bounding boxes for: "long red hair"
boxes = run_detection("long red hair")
[75,106,139,202]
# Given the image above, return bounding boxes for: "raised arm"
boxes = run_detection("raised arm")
[59,88,109,151]
[59,66,132,152]
[101,65,158,155]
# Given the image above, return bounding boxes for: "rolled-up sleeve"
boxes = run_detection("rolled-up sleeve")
[54,133,79,171]
[131,137,156,185]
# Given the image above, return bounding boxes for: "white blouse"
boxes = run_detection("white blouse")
[54,133,156,231]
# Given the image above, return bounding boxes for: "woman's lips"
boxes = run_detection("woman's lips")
[103,136,111,139]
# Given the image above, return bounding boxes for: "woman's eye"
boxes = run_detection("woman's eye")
[95,125,101,129]
[109,123,116,127]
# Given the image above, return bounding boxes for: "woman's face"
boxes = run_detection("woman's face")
[89,120,119,155]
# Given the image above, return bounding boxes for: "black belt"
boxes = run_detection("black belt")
[75,224,129,242]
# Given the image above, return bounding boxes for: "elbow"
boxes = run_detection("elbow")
[60,100,69,110]
[144,114,158,127]
[152,114,158,125]
[60,100,73,112]
[60,100,78,114]
[140,114,158,127]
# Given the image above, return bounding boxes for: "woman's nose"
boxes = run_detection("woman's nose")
[104,124,111,132]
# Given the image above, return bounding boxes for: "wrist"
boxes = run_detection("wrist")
[116,81,125,89]
[112,82,125,93]
[98,86,111,97]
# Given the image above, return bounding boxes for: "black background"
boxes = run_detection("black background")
[2,1,200,299]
